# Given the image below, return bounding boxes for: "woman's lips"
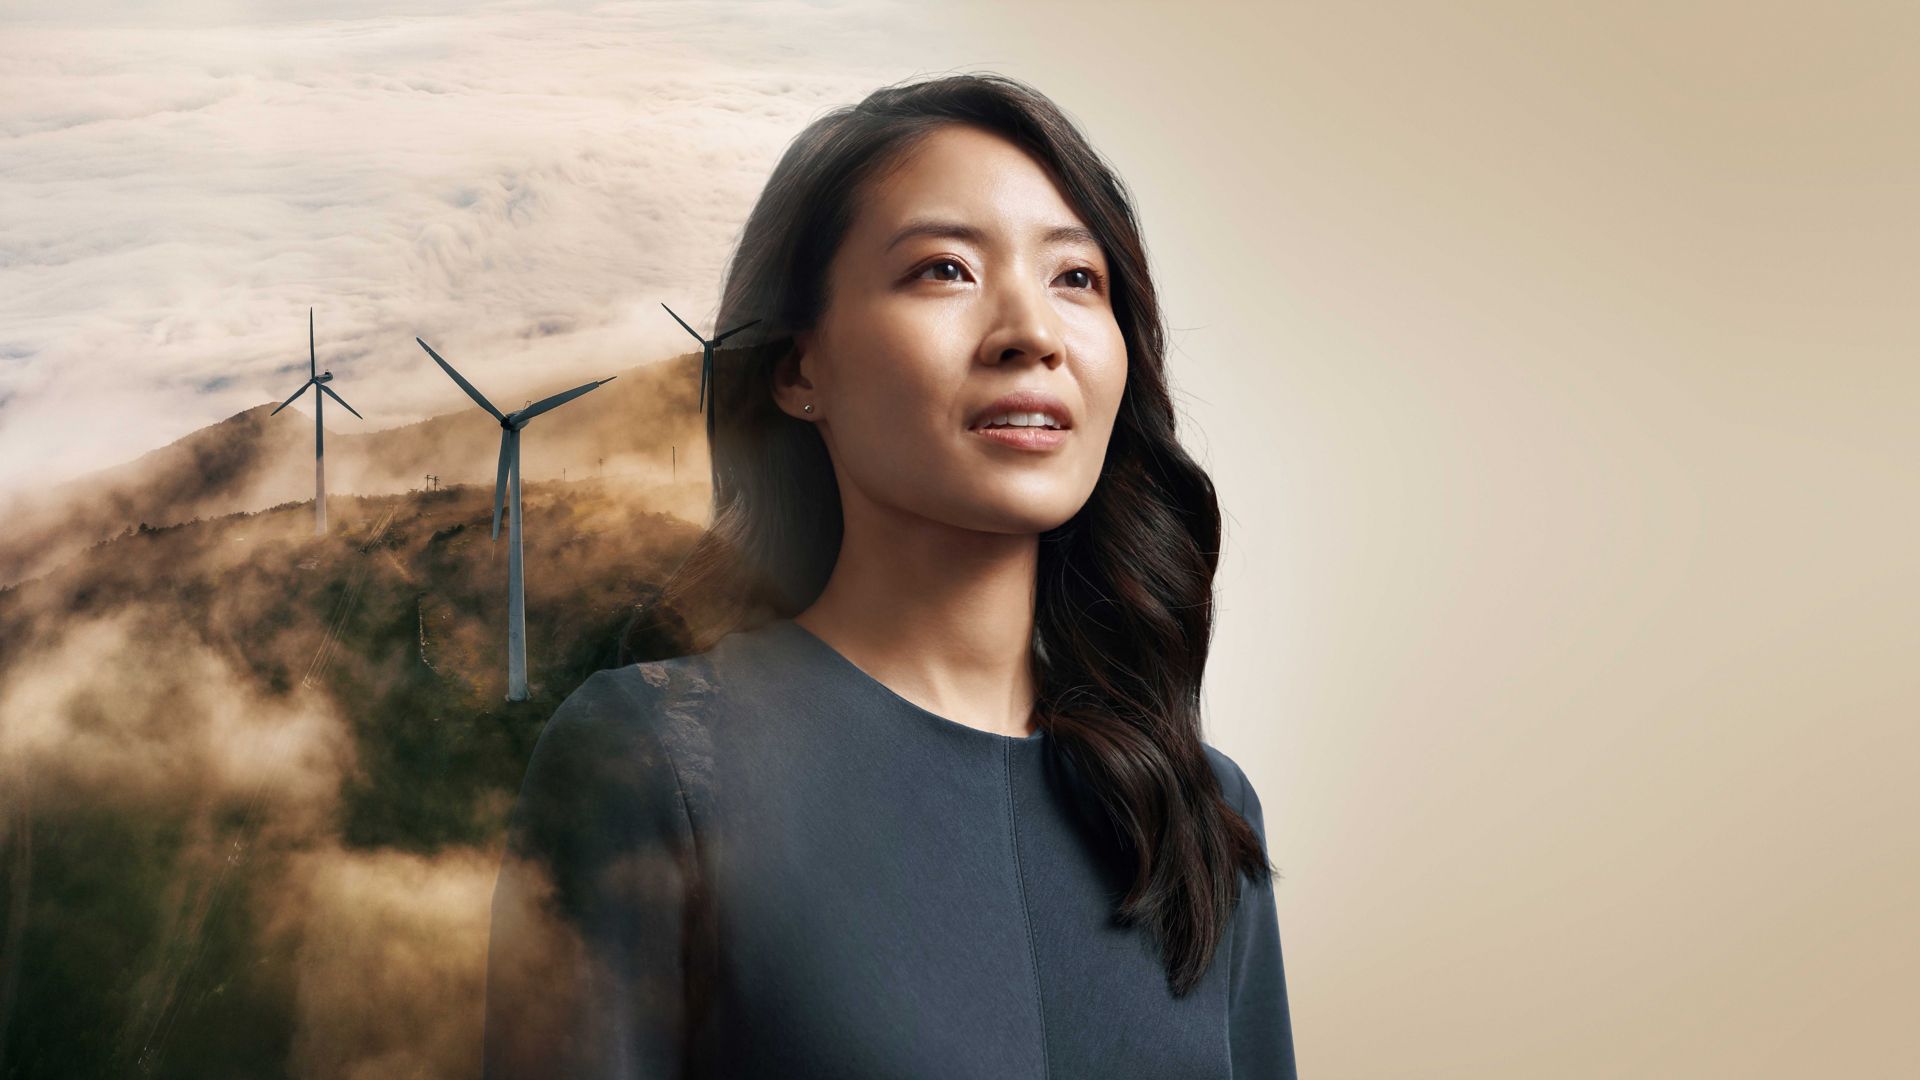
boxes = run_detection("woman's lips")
[969,424,1069,451]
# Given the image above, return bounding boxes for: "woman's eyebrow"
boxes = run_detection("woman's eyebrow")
[884,218,1101,253]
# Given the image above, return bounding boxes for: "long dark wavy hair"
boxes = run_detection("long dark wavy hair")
[618,71,1272,996]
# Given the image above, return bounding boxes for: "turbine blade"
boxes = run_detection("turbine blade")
[516,377,614,424]
[712,317,761,344]
[492,433,511,540]
[697,356,709,414]
[660,303,706,345]
[415,337,505,421]
[271,379,315,416]
[318,382,363,420]
[309,307,316,378]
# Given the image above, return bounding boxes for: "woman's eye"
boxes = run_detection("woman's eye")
[1060,267,1103,291]
[917,259,967,282]
[912,260,1103,291]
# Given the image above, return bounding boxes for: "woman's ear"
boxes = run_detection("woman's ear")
[771,331,819,420]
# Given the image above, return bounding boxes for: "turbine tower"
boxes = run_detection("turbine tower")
[660,304,759,431]
[415,336,616,701]
[271,307,363,535]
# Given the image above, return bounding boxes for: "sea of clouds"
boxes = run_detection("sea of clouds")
[0,0,934,498]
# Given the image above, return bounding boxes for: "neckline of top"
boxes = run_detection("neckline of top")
[767,617,1046,745]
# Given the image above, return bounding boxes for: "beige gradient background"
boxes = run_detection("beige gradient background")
[4,1,1915,1076]
[942,1,1919,1076]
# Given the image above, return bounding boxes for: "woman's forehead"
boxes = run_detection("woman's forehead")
[853,127,1089,250]
[864,126,1090,225]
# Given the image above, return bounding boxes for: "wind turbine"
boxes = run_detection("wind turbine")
[414,336,616,701]
[271,307,362,535]
[660,304,759,426]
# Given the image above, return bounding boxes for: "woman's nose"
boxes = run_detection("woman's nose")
[978,277,1065,368]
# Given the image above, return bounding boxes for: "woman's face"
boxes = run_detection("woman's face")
[778,123,1127,537]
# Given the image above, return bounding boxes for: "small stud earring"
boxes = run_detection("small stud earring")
[802,403,814,414]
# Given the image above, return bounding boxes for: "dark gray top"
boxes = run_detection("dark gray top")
[483,617,1297,1078]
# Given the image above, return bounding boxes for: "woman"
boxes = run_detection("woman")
[484,72,1297,1078]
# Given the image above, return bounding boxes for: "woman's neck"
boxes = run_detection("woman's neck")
[795,515,1041,739]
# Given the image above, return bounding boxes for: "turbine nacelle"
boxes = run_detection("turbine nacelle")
[660,303,761,416]
[277,307,361,537]
[270,375,362,419]
[414,335,616,541]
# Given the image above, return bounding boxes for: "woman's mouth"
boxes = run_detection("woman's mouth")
[969,422,1069,451]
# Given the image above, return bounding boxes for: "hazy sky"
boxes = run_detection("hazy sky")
[0,0,925,496]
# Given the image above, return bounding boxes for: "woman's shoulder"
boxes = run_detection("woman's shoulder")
[1202,740,1275,847]
[1201,741,1257,814]
[590,652,721,714]
[582,620,794,713]
[1201,741,1278,901]
[540,628,795,787]
[537,652,723,766]
[506,657,725,854]
[541,657,703,732]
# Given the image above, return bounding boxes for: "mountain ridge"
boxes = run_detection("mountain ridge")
[0,349,713,588]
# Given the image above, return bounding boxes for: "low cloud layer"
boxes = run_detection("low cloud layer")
[0,607,355,836]
[0,1,924,498]
[259,842,506,1079]
[0,472,708,1075]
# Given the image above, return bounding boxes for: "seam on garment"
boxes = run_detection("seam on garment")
[608,665,710,1067]
[1005,741,1052,1080]
[608,667,703,860]
[1224,762,1248,1064]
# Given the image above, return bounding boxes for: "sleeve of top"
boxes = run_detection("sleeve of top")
[482,669,701,1079]
[1228,759,1301,1079]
